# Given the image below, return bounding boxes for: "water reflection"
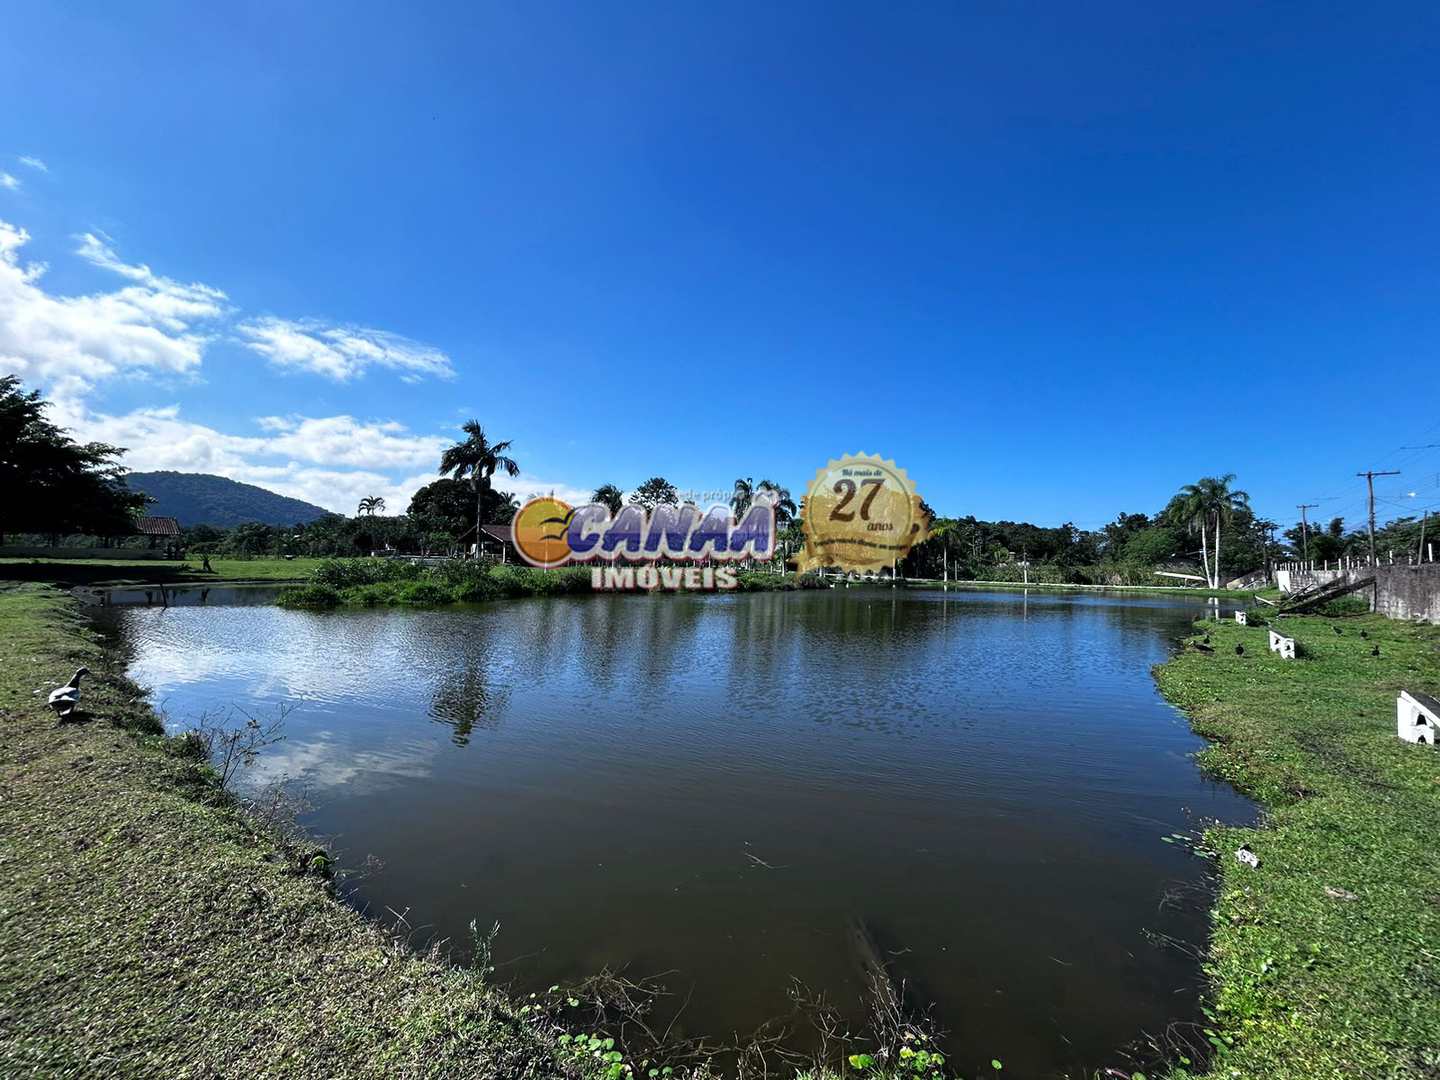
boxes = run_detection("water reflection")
[430,658,509,745]
[105,587,1253,1078]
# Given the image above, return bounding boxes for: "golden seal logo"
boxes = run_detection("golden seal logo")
[797,454,928,573]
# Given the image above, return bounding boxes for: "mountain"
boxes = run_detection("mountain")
[125,471,334,528]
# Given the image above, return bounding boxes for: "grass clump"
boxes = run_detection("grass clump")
[1154,612,1440,1079]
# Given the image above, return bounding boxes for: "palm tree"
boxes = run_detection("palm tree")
[591,483,624,515]
[755,480,796,527]
[438,421,519,556]
[731,477,755,518]
[1167,474,1250,588]
[357,496,385,517]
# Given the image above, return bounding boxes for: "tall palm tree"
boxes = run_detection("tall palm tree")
[754,480,796,528]
[357,496,385,517]
[731,477,755,518]
[439,421,519,556]
[591,483,624,515]
[1168,474,1250,588]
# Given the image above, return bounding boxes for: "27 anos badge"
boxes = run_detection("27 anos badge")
[796,454,928,573]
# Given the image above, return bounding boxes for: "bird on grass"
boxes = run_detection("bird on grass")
[1359,629,1368,639]
[1203,633,1212,645]
[48,667,89,720]
[1333,626,1343,635]
[1371,645,1380,657]
[1235,643,1245,657]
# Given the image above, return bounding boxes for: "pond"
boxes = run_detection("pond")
[100,586,1252,1077]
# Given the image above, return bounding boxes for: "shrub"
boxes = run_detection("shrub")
[397,580,451,605]
[276,583,342,609]
[310,558,421,589]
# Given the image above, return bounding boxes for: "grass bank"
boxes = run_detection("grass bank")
[1154,611,1440,1078]
[0,581,628,1078]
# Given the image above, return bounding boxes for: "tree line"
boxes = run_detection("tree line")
[6,376,1419,574]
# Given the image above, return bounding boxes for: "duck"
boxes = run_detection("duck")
[48,667,89,720]
[1333,626,1343,635]
[1235,643,1245,657]
[1371,645,1380,657]
[1359,629,1368,639]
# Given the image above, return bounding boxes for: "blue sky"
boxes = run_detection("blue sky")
[2,2,1438,528]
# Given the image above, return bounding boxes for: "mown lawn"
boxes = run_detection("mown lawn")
[0,581,615,1078]
[1155,612,1440,1078]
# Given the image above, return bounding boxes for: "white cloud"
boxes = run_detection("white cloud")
[252,414,447,469]
[1,218,547,515]
[1,220,451,403]
[237,316,454,382]
[0,173,20,191]
[18,156,47,173]
[0,221,226,400]
[54,400,460,513]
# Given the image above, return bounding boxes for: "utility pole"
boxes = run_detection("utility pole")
[1356,470,1401,567]
[1296,504,1319,563]
[1418,511,1428,565]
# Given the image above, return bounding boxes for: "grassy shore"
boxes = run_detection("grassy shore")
[1155,612,1440,1078]
[0,555,327,586]
[0,581,623,1078]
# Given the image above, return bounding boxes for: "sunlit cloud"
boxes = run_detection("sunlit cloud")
[0,220,225,401]
[237,316,455,382]
[0,173,21,191]
[18,156,48,173]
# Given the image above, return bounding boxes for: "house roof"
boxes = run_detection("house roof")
[479,524,514,544]
[135,516,181,537]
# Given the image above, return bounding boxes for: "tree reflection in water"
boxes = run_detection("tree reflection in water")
[429,660,509,746]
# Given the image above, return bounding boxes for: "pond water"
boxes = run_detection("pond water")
[101,586,1252,1077]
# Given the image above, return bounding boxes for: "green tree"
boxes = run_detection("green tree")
[357,496,385,516]
[591,483,624,514]
[438,421,520,555]
[1166,474,1251,588]
[0,376,147,544]
[630,476,678,510]
[409,478,477,549]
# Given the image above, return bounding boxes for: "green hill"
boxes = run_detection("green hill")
[126,472,333,528]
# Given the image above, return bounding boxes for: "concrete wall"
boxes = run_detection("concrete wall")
[1276,563,1440,623]
[1370,564,1440,623]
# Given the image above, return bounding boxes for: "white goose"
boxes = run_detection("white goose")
[48,667,89,720]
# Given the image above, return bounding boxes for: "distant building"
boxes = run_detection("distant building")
[133,516,182,550]
[475,524,517,562]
